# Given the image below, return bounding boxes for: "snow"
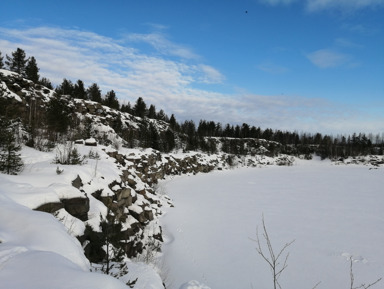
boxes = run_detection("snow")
[0,193,129,289]
[160,160,384,289]
[0,68,19,77]
[1,133,383,289]
[0,145,165,288]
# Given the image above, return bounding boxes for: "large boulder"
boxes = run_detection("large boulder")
[61,197,89,221]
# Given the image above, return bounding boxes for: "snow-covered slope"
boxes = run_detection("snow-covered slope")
[0,144,168,289]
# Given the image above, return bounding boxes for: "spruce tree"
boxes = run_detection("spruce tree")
[5,48,28,75]
[25,56,40,83]
[0,119,24,175]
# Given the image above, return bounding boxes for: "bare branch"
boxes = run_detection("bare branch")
[350,256,382,289]
[252,214,295,289]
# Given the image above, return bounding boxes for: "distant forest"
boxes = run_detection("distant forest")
[1,47,383,159]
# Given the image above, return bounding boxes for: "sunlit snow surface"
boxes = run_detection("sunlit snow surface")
[160,159,384,289]
[0,145,164,289]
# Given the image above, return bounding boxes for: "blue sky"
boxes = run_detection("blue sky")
[1,0,383,134]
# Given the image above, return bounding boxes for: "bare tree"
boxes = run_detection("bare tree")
[252,215,321,289]
[252,215,295,289]
[349,258,382,289]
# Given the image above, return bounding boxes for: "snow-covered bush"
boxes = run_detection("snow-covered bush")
[53,141,85,165]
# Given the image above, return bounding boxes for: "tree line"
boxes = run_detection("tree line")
[1,47,383,160]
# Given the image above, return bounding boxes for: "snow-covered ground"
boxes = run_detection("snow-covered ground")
[160,158,384,289]
[0,145,164,289]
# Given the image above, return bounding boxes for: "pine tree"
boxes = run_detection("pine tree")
[104,90,120,110]
[169,114,177,130]
[148,122,160,150]
[0,119,24,175]
[39,77,53,89]
[87,83,102,103]
[120,103,132,114]
[164,128,176,152]
[5,48,28,75]
[94,210,135,286]
[46,96,70,139]
[133,97,147,118]
[0,51,4,69]
[25,56,40,83]
[148,104,157,119]
[55,78,74,97]
[73,79,87,99]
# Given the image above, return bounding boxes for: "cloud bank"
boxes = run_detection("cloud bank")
[0,26,382,134]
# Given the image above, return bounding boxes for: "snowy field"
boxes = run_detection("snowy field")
[160,159,384,289]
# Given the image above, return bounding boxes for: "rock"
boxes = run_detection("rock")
[34,202,64,213]
[85,138,97,146]
[71,175,83,189]
[129,209,147,224]
[117,188,133,206]
[124,240,143,258]
[61,197,90,221]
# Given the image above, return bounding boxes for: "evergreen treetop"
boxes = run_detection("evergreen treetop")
[39,77,53,89]
[73,79,87,99]
[5,48,29,76]
[104,90,120,110]
[133,97,147,118]
[87,83,102,103]
[25,56,40,83]
[55,78,74,96]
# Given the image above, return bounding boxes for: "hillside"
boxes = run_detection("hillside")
[0,69,299,288]
[1,68,383,289]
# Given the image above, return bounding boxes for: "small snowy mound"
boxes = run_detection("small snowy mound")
[0,194,129,289]
[179,280,211,289]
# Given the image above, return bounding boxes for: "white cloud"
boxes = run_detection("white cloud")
[0,26,382,134]
[197,64,225,84]
[306,49,350,68]
[126,32,199,59]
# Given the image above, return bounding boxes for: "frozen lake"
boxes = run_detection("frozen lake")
[160,160,384,289]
